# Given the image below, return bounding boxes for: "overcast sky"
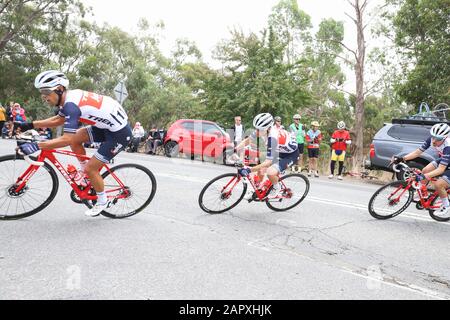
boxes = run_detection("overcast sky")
[82,0,385,88]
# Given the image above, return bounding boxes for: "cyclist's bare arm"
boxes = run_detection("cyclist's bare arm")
[37,132,75,150]
[402,149,423,162]
[236,137,251,151]
[33,115,65,129]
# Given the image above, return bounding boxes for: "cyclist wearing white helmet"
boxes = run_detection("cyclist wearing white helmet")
[329,121,351,180]
[236,113,299,199]
[15,70,132,217]
[393,122,450,218]
[289,114,305,172]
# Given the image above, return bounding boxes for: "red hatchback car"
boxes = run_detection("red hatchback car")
[163,119,259,165]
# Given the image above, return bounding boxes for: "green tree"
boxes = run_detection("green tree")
[390,0,450,105]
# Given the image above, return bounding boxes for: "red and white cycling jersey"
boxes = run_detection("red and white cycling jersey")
[59,89,128,133]
[251,127,298,159]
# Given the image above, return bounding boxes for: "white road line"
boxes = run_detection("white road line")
[306,196,449,225]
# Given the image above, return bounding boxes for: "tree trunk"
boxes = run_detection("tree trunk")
[351,0,366,173]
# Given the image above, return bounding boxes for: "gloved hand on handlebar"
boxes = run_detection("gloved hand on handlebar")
[238,167,252,177]
[18,142,40,155]
[415,173,426,182]
[14,121,34,132]
[392,156,404,164]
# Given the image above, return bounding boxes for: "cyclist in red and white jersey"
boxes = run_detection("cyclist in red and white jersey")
[15,70,132,217]
[236,113,299,198]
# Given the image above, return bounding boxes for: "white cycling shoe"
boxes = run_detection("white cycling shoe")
[434,205,450,219]
[85,201,111,217]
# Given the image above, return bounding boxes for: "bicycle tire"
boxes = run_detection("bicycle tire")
[428,195,450,222]
[0,154,59,220]
[368,180,413,220]
[265,173,310,212]
[91,163,157,219]
[199,173,247,214]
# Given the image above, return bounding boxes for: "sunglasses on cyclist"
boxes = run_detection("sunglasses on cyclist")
[39,88,55,96]
[431,136,445,142]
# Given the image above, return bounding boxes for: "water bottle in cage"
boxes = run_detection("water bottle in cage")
[67,164,88,187]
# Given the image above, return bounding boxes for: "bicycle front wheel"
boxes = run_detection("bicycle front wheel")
[198,173,247,214]
[428,195,450,222]
[97,163,157,219]
[265,174,310,212]
[368,181,413,219]
[0,154,59,220]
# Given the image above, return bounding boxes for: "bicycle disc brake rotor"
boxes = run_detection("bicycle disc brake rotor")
[7,184,28,198]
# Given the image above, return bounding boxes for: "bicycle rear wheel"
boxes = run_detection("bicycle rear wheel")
[368,181,413,219]
[265,174,310,212]
[86,163,157,219]
[0,154,59,220]
[199,173,247,214]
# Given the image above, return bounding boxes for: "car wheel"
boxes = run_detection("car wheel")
[396,161,425,181]
[164,141,179,158]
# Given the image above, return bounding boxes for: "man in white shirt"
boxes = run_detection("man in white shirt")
[232,116,244,147]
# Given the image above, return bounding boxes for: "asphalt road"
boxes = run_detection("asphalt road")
[1,138,449,300]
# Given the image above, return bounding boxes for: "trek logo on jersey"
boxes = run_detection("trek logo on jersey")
[86,115,115,127]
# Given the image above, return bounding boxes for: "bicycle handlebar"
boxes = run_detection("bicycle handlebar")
[24,154,45,167]
[15,141,45,167]
[392,162,409,173]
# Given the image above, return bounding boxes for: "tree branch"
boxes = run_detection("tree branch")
[330,83,354,96]
[0,0,14,15]
[319,37,358,60]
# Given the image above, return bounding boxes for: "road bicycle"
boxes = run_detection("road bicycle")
[198,161,310,214]
[368,162,450,222]
[0,139,157,220]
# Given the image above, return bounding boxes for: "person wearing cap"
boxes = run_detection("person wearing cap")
[328,121,352,180]
[289,114,305,172]
[274,116,284,130]
[306,121,322,177]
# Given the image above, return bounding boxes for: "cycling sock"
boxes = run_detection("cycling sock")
[338,161,344,175]
[441,197,450,208]
[96,191,107,205]
[330,161,336,175]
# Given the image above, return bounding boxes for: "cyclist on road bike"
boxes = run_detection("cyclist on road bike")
[15,70,132,217]
[392,123,450,219]
[235,113,299,199]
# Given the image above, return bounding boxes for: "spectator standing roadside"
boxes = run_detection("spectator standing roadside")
[231,116,245,147]
[0,103,6,135]
[305,121,322,177]
[6,101,14,122]
[274,116,284,130]
[328,121,352,180]
[12,103,26,122]
[289,114,306,172]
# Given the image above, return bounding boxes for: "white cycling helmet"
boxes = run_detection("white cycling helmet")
[293,114,301,120]
[253,113,274,130]
[337,121,346,130]
[34,70,69,90]
[430,123,450,140]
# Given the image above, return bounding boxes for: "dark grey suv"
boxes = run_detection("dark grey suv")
[366,118,443,180]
